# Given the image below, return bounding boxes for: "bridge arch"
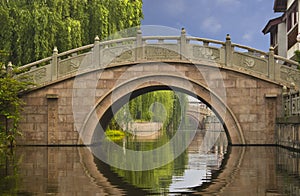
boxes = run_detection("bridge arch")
[79,72,245,146]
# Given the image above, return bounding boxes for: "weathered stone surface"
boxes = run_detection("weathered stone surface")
[17,61,283,145]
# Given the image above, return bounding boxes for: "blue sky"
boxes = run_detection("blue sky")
[142,0,281,52]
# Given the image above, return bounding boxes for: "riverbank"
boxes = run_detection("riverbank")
[276,116,300,151]
[122,122,163,139]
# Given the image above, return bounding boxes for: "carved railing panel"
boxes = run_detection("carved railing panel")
[16,64,52,85]
[144,45,180,61]
[232,52,269,76]
[188,45,221,63]
[279,65,300,87]
[12,29,300,91]
[101,45,135,65]
[58,54,88,77]
[283,91,300,116]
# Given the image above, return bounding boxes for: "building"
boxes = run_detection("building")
[263,0,300,60]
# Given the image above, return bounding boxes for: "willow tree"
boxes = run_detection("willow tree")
[109,91,188,132]
[0,0,143,66]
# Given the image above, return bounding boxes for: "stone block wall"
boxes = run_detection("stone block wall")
[276,117,300,151]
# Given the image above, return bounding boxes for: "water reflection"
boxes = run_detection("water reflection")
[96,130,227,194]
[1,139,300,195]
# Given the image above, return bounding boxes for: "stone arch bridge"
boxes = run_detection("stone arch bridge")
[11,29,300,146]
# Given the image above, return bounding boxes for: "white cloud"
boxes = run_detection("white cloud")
[201,17,222,34]
[242,32,253,42]
[163,0,186,16]
[216,0,241,10]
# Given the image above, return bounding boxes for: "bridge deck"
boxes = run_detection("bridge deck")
[7,29,300,90]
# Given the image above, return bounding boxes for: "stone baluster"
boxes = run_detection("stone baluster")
[180,28,186,60]
[1,64,6,75]
[282,86,288,117]
[268,46,275,80]
[225,34,232,66]
[51,46,58,81]
[7,61,13,76]
[93,35,100,68]
[94,35,100,45]
[136,27,143,61]
[203,41,209,47]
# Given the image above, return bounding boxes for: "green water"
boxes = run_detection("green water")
[0,131,300,195]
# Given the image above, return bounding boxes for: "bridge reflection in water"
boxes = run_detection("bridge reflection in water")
[1,131,300,195]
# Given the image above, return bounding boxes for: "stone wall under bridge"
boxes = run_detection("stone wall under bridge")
[16,62,283,146]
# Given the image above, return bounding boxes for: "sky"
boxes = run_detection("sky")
[141,0,282,52]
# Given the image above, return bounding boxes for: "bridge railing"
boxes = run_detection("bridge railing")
[282,87,300,116]
[9,28,300,89]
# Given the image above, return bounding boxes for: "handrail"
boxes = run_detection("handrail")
[142,36,180,41]
[57,44,94,58]
[12,31,300,90]
[274,54,299,67]
[232,43,268,56]
[100,37,136,45]
[187,36,225,46]
[17,57,52,71]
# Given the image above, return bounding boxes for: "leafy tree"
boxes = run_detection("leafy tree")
[294,50,300,67]
[0,0,143,66]
[0,0,143,146]
[109,91,188,133]
[0,70,30,147]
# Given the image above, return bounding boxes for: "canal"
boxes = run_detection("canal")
[1,131,300,195]
[1,91,300,195]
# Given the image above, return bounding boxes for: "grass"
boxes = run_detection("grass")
[105,129,125,141]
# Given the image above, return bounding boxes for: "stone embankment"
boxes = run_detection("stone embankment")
[122,122,163,139]
[276,117,300,151]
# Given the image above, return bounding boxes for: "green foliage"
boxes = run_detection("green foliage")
[0,0,143,66]
[0,74,30,147]
[105,129,125,141]
[108,141,188,192]
[0,149,21,195]
[295,50,300,67]
[109,90,188,132]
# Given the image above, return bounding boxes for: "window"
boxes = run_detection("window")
[287,3,298,32]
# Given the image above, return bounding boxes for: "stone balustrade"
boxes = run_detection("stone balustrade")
[1,28,297,90]
[277,86,300,151]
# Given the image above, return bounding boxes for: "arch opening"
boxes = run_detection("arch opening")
[78,74,245,170]
[80,75,245,146]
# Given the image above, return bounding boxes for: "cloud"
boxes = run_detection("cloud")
[216,0,241,10]
[163,0,186,16]
[242,32,253,42]
[201,17,222,34]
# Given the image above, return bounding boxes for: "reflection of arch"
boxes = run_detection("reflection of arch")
[78,144,246,194]
[79,74,245,145]
[194,146,246,193]
[77,147,124,195]
[186,111,205,129]
[78,147,148,195]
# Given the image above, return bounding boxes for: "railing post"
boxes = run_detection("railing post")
[136,28,143,61]
[52,46,58,81]
[180,28,187,60]
[225,34,232,66]
[290,83,296,116]
[282,86,288,117]
[93,35,100,68]
[1,64,6,75]
[268,46,275,80]
[94,35,100,45]
[7,62,13,76]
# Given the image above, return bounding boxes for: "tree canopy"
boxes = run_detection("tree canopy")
[0,0,143,66]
